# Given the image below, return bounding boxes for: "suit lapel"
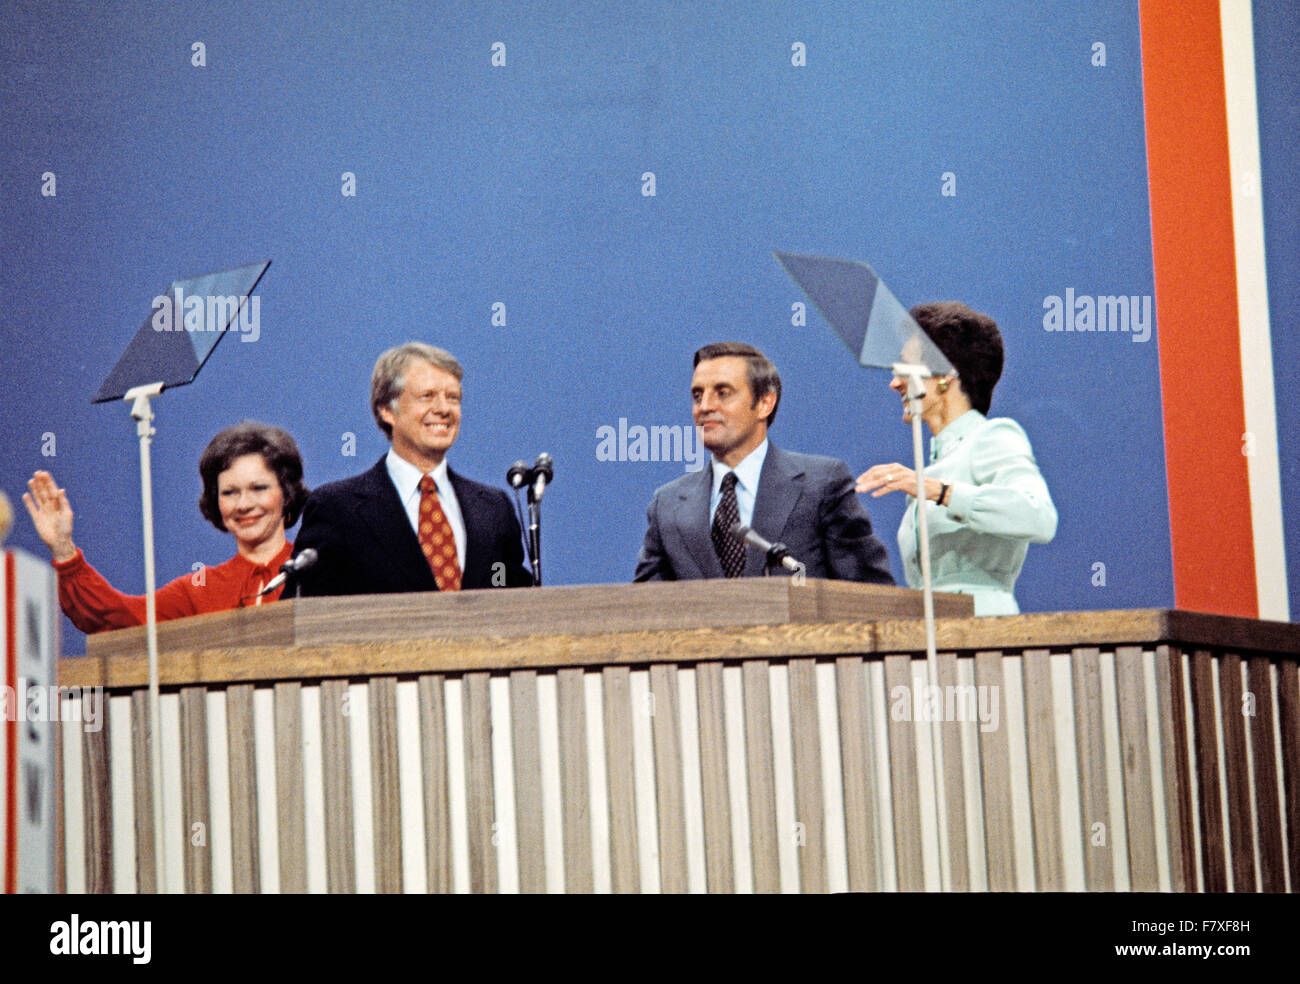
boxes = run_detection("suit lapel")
[448,468,489,588]
[353,456,437,590]
[671,466,723,578]
[747,446,804,576]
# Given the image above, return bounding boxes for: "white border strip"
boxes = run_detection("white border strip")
[1221,0,1290,620]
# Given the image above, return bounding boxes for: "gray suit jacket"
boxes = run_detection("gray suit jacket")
[633,445,894,583]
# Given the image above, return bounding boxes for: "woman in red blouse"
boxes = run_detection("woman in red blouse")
[23,422,309,634]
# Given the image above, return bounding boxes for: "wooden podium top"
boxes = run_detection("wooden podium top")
[81,578,973,661]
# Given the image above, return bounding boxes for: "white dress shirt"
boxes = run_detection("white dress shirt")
[709,438,769,530]
[386,450,467,572]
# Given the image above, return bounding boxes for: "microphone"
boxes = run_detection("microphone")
[531,452,554,500]
[506,460,531,489]
[729,523,805,574]
[257,547,318,597]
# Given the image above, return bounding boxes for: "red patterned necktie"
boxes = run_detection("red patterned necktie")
[418,475,462,591]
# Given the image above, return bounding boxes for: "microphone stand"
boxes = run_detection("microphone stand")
[525,484,542,587]
[894,360,950,892]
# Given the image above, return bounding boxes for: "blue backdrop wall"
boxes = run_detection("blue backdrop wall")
[1,1,1291,654]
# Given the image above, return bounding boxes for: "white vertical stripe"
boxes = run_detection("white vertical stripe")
[1220,0,1290,620]
[535,673,565,894]
[109,695,136,893]
[1098,652,1131,891]
[1180,656,1204,893]
[958,657,988,891]
[1238,660,1263,890]
[1001,656,1037,892]
[1142,653,1173,893]
[252,688,279,893]
[628,669,659,893]
[443,677,470,894]
[767,664,798,893]
[396,680,427,894]
[816,661,848,894]
[348,683,374,894]
[1051,654,1084,892]
[674,667,707,894]
[205,691,231,895]
[299,685,326,894]
[490,674,518,894]
[159,693,183,894]
[1270,663,1291,893]
[866,660,897,891]
[61,712,84,894]
[583,671,611,894]
[721,664,752,894]
[908,662,941,892]
[1210,656,1233,891]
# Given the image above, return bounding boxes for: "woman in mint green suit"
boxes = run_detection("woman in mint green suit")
[856,302,1057,615]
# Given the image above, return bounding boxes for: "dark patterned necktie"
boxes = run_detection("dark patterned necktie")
[711,471,745,578]
[419,475,462,591]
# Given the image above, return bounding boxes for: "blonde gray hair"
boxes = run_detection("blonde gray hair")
[370,342,464,438]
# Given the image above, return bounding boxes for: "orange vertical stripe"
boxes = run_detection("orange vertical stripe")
[1140,0,1257,616]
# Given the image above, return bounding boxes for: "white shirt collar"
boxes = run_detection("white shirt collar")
[711,438,769,496]
[386,448,450,501]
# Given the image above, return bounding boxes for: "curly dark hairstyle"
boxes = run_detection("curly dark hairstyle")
[197,422,309,533]
[693,341,782,427]
[910,302,1004,415]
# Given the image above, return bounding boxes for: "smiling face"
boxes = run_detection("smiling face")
[217,453,286,553]
[379,357,462,471]
[691,356,776,468]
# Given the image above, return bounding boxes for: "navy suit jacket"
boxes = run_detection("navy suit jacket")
[633,445,894,583]
[292,456,532,596]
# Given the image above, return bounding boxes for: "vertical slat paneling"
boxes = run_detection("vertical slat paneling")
[1021,649,1062,891]
[1216,654,1255,891]
[1114,647,1158,891]
[1275,660,1300,893]
[1246,657,1285,893]
[883,654,923,892]
[462,671,497,894]
[225,684,259,894]
[741,660,779,894]
[82,691,112,894]
[1070,647,1113,891]
[273,681,306,893]
[694,662,733,894]
[935,652,969,892]
[369,676,403,893]
[510,670,546,894]
[649,664,687,894]
[835,656,878,892]
[418,674,451,894]
[1189,650,1227,892]
[1154,646,1195,892]
[129,690,155,894]
[555,668,592,893]
[788,658,826,894]
[318,678,355,894]
[975,650,1016,892]
[179,686,212,893]
[601,666,639,894]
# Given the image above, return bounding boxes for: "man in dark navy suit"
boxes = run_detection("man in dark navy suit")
[634,342,894,583]
[294,342,531,596]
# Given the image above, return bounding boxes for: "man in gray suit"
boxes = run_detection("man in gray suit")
[634,342,895,583]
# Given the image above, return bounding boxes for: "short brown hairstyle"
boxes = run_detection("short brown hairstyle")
[370,342,464,438]
[693,342,782,427]
[910,302,1004,415]
[198,422,309,533]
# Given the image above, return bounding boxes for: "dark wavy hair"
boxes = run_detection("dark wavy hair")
[693,341,782,427]
[910,302,1004,415]
[197,422,309,533]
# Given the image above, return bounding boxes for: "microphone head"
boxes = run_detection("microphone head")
[533,452,554,481]
[507,461,530,488]
[295,548,318,570]
[729,522,751,543]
